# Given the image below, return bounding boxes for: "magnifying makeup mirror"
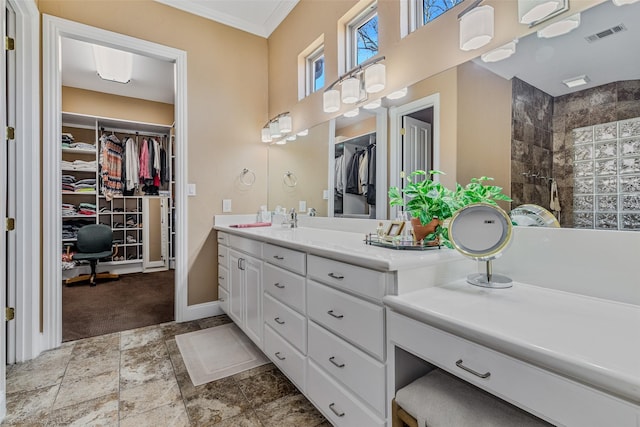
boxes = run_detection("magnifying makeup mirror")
[449,203,513,289]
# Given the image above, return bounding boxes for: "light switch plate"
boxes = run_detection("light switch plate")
[222,199,232,212]
[187,183,196,196]
[299,200,307,212]
[322,190,329,200]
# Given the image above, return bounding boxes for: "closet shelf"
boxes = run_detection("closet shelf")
[62,191,97,195]
[62,148,96,155]
[63,214,97,219]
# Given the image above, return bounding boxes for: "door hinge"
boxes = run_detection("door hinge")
[6,127,15,140]
[5,37,15,51]
[400,128,406,136]
[5,217,15,231]
[6,307,15,321]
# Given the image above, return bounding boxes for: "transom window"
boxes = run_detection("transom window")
[409,0,465,34]
[306,46,325,95]
[347,3,379,70]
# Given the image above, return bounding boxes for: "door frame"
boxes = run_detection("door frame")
[388,93,440,220]
[42,15,189,351]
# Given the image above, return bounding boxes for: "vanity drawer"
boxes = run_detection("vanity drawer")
[307,254,386,301]
[263,293,306,354]
[218,286,229,314]
[263,263,306,314]
[228,234,262,258]
[217,244,228,267]
[308,321,385,416]
[307,280,384,360]
[264,324,305,391]
[263,243,306,275]
[388,311,639,427]
[216,231,229,246]
[307,359,385,427]
[217,265,228,291]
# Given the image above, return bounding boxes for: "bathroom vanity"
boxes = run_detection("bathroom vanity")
[214,216,640,427]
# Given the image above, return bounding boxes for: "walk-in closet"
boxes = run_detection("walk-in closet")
[334,132,377,218]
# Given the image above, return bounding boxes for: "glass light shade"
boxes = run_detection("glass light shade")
[286,134,297,141]
[297,129,309,136]
[93,44,133,83]
[323,89,340,113]
[261,127,272,143]
[275,139,287,145]
[481,41,517,63]
[341,77,361,104]
[613,0,640,5]
[537,14,580,38]
[344,108,359,118]
[562,75,589,88]
[365,63,386,93]
[269,120,281,138]
[278,115,292,134]
[518,0,562,24]
[386,87,408,100]
[363,99,382,110]
[459,5,494,51]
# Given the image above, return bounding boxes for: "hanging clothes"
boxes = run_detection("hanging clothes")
[345,149,365,195]
[99,133,123,200]
[335,154,345,196]
[366,142,377,206]
[139,138,151,181]
[124,137,139,192]
[358,149,369,195]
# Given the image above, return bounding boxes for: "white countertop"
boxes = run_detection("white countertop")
[214,224,464,271]
[384,280,640,404]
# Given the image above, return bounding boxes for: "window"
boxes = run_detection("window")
[347,3,378,70]
[307,46,325,95]
[408,0,465,34]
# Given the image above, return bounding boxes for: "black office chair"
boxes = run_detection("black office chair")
[65,224,119,286]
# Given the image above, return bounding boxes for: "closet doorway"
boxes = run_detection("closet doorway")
[43,16,188,350]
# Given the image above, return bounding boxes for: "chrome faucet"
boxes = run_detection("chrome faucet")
[289,208,298,228]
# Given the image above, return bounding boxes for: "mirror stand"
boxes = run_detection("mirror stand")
[467,260,512,289]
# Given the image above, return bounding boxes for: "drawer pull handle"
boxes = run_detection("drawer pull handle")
[274,317,285,325]
[219,297,225,302]
[274,282,285,289]
[273,255,285,260]
[327,310,344,319]
[329,403,345,417]
[218,275,224,280]
[456,359,491,379]
[329,356,345,368]
[218,254,225,258]
[275,352,286,361]
[328,272,344,280]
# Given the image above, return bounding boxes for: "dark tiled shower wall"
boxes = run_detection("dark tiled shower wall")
[511,78,640,227]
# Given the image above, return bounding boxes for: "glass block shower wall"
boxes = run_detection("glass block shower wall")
[573,117,640,230]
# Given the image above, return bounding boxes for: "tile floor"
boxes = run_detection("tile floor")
[2,315,329,426]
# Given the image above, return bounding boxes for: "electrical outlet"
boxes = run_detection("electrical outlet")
[222,199,232,213]
[299,200,307,212]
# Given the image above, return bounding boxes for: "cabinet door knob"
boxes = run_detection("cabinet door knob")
[455,359,491,379]
[329,356,345,368]
[274,282,285,289]
[328,272,344,280]
[274,317,285,325]
[327,310,344,319]
[329,403,345,417]
[275,352,286,361]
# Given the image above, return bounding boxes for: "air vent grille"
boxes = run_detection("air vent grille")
[585,24,627,43]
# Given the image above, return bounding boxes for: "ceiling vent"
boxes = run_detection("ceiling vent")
[585,23,627,42]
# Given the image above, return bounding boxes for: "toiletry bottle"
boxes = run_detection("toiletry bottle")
[376,222,385,239]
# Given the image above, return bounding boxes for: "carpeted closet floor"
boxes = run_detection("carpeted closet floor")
[62,269,175,342]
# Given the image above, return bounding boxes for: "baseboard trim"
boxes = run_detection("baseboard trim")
[181,301,223,322]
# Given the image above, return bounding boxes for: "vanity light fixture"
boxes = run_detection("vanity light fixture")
[275,139,287,145]
[386,87,408,100]
[562,74,590,88]
[518,0,567,25]
[537,13,580,38]
[459,3,494,51]
[297,129,309,136]
[344,108,360,118]
[322,56,386,113]
[92,44,133,84]
[286,134,297,141]
[362,98,382,110]
[481,40,518,63]
[262,112,292,143]
[612,0,640,5]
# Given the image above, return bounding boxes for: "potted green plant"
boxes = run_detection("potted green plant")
[388,170,512,247]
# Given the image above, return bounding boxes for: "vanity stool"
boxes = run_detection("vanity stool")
[392,368,551,427]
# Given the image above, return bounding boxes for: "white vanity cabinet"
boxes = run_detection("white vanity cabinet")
[226,235,263,349]
[261,244,308,391]
[217,233,229,314]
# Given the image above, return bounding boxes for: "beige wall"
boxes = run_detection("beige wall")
[62,86,174,125]
[39,0,269,305]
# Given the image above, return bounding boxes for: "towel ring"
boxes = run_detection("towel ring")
[240,168,256,187]
[283,171,298,188]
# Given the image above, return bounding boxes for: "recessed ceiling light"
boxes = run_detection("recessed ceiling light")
[562,75,590,88]
[481,41,518,63]
[537,13,580,38]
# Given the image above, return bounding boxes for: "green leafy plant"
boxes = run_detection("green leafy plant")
[388,170,512,247]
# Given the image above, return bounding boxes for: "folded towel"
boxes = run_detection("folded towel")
[229,222,272,228]
[550,179,561,213]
